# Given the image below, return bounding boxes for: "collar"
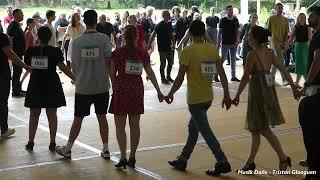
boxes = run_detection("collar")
[84,29,97,34]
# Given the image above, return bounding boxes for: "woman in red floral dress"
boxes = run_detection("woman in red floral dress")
[109,25,164,169]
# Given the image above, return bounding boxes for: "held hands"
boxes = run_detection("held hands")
[222,95,232,110]
[232,95,240,107]
[158,92,164,102]
[292,86,303,100]
[164,93,174,104]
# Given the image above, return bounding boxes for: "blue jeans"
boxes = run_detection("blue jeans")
[181,101,227,163]
[207,28,218,46]
[221,44,237,78]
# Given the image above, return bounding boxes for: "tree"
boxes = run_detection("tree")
[107,0,111,9]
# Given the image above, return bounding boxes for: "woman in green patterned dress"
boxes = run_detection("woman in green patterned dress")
[232,26,301,172]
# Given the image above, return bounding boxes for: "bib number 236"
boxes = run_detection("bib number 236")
[125,60,143,75]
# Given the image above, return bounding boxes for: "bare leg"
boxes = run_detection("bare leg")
[261,127,287,162]
[96,114,109,144]
[46,108,57,144]
[246,132,261,164]
[68,116,84,142]
[128,114,141,158]
[28,108,41,143]
[115,115,127,159]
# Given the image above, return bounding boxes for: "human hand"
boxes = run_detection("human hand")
[232,95,240,106]
[222,95,232,110]
[164,93,174,104]
[158,92,164,102]
[292,86,302,100]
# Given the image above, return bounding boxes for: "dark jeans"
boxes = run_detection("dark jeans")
[12,54,23,95]
[159,51,173,80]
[181,101,227,163]
[299,94,320,177]
[285,45,294,67]
[59,40,70,68]
[0,76,10,133]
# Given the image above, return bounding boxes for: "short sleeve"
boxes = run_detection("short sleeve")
[6,23,14,37]
[56,48,64,63]
[24,48,32,66]
[235,19,240,28]
[179,49,189,66]
[0,33,10,48]
[155,23,160,34]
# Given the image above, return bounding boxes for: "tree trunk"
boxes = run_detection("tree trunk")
[14,0,20,6]
[257,0,261,15]
[107,0,111,9]
[295,0,301,14]
[31,0,35,6]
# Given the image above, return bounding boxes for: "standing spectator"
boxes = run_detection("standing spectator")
[113,12,122,47]
[97,14,115,39]
[3,6,14,31]
[1,31,29,137]
[62,13,85,67]
[266,3,290,86]
[171,6,181,28]
[25,18,39,49]
[0,20,3,33]
[55,13,69,50]
[7,9,26,97]
[217,5,241,82]
[24,26,74,152]
[206,7,219,46]
[187,6,199,23]
[44,10,57,47]
[175,9,190,55]
[240,14,258,68]
[299,7,320,179]
[287,13,312,88]
[109,25,163,169]
[233,26,300,173]
[166,20,232,176]
[128,15,145,49]
[139,11,152,47]
[148,10,175,84]
[56,10,112,159]
[32,13,42,31]
[121,11,129,30]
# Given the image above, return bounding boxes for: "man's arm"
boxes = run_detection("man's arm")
[147,30,156,49]
[166,64,187,103]
[2,46,28,70]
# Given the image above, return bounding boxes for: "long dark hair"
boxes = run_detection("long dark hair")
[123,25,138,56]
[71,13,79,27]
[251,26,271,44]
[296,13,307,27]
[24,18,35,33]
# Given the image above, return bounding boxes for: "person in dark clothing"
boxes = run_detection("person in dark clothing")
[175,9,190,55]
[139,11,152,45]
[7,9,26,97]
[0,32,29,137]
[97,14,115,39]
[206,7,220,46]
[187,6,199,23]
[299,6,320,180]
[148,10,175,84]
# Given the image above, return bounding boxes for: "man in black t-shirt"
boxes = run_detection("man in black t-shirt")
[218,5,241,82]
[299,6,320,179]
[7,9,26,97]
[206,7,219,46]
[0,32,29,137]
[148,10,175,84]
[97,14,115,40]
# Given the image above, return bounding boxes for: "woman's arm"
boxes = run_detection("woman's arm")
[144,63,163,102]
[58,62,75,81]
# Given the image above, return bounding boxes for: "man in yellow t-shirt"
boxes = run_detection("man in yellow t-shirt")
[266,3,289,86]
[165,20,232,176]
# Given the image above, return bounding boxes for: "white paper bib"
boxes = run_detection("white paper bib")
[31,56,48,70]
[81,48,99,59]
[201,61,216,75]
[125,60,143,75]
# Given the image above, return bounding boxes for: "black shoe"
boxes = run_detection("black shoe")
[49,142,56,151]
[161,79,170,85]
[25,142,34,151]
[213,76,220,82]
[167,77,174,83]
[231,77,240,82]
[127,157,136,168]
[115,158,127,169]
[236,162,256,173]
[168,156,187,171]
[20,90,27,95]
[299,160,308,167]
[279,157,292,171]
[205,161,232,176]
[226,63,230,65]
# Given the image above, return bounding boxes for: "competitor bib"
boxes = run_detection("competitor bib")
[125,60,143,75]
[81,48,99,59]
[31,56,48,70]
[201,61,217,75]
[265,73,274,87]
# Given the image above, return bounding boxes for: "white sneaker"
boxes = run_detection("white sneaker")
[1,128,15,137]
[101,150,110,160]
[55,145,71,159]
